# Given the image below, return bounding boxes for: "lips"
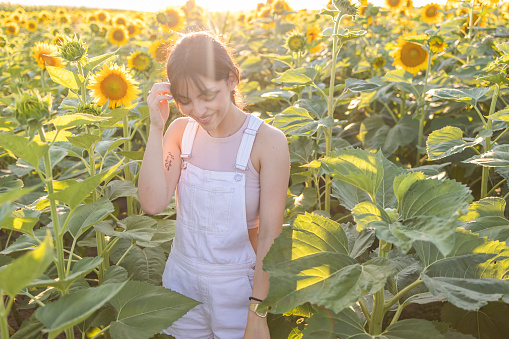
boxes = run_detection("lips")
[197,115,213,124]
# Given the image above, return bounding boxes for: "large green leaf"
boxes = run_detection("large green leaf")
[352,201,391,231]
[302,306,365,338]
[95,215,158,242]
[103,180,138,200]
[0,227,52,254]
[110,239,166,284]
[400,179,472,220]
[331,179,371,210]
[66,198,115,238]
[50,160,122,210]
[393,172,426,211]
[382,114,420,156]
[0,134,49,169]
[0,231,53,297]
[458,198,509,242]
[272,106,334,136]
[486,107,509,122]
[296,98,328,118]
[10,313,44,339]
[261,213,396,314]
[441,302,509,339]
[463,144,509,167]
[349,319,446,339]
[46,65,84,90]
[66,133,100,150]
[272,67,317,86]
[382,69,413,84]
[0,209,40,237]
[321,149,384,202]
[108,281,200,339]
[51,113,108,131]
[35,283,125,337]
[344,79,380,93]
[427,87,490,106]
[375,155,406,209]
[426,126,483,160]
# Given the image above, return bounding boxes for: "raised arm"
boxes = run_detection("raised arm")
[245,124,290,338]
[138,82,186,215]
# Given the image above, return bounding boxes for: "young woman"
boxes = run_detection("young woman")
[138,31,290,338]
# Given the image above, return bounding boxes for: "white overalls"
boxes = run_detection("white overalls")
[162,114,263,339]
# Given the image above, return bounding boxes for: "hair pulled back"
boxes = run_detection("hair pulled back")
[166,31,243,108]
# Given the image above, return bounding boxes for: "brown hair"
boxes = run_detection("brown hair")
[166,31,243,109]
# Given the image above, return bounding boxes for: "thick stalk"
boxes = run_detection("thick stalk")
[77,62,87,104]
[369,239,389,335]
[0,293,10,339]
[324,13,343,214]
[415,50,433,166]
[384,279,424,312]
[122,115,134,216]
[481,84,500,198]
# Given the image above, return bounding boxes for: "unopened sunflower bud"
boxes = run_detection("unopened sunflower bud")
[75,102,103,116]
[59,34,87,62]
[285,32,306,52]
[14,89,52,128]
[333,0,359,16]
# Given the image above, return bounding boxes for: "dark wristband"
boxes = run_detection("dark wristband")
[249,296,264,303]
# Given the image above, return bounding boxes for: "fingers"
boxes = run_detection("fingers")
[147,82,172,101]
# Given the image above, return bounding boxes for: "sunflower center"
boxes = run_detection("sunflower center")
[98,13,106,21]
[401,43,427,67]
[7,26,14,33]
[116,18,126,25]
[113,30,125,42]
[167,12,179,27]
[29,23,35,29]
[426,7,437,17]
[127,25,135,35]
[389,0,401,7]
[100,74,128,100]
[134,55,149,70]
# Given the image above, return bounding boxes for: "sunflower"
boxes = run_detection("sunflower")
[38,10,53,24]
[272,0,292,15]
[0,35,7,48]
[108,27,130,46]
[113,13,128,26]
[58,14,71,25]
[384,0,406,13]
[32,42,64,70]
[159,8,185,32]
[87,14,98,23]
[87,63,140,108]
[5,22,19,35]
[420,3,443,25]
[428,35,448,53]
[14,7,25,15]
[127,50,153,72]
[126,21,141,37]
[149,39,171,62]
[56,8,68,16]
[373,56,386,70]
[502,2,509,20]
[479,0,499,7]
[391,37,428,76]
[285,32,306,52]
[52,33,65,46]
[26,20,37,32]
[95,10,110,23]
[306,25,321,42]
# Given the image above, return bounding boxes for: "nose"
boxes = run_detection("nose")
[192,100,207,117]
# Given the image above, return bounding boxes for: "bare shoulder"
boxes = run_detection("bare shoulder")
[164,117,190,149]
[252,120,289,169]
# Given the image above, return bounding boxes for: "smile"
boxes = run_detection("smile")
[197,115,213,124]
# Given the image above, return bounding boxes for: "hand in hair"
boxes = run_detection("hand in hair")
[147,82,174,131]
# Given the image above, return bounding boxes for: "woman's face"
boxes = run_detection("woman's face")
[174,74,237,137]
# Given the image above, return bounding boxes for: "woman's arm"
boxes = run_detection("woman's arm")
[138,82,186,215]
[245,124,290,338]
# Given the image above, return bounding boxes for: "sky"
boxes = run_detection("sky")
[3,0,446,13]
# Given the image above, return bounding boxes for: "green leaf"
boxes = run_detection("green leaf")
[0,209,39,237]
[67,133,101,150]
[46,65,84,90]
[110,239,166,285]
[99,108,130,128]
[0,232,53,297]
[400,179,472,220]
[426,126,483,160]
[458,198,509,242]
[344,79,380,93]
[261,213,396,314]
[486,107,509,122]
[273,106,333,136]
[382,114,420,156]
[427,87,490,106]
[272,67,317,86]
[393,172,427,211]
[331,179,370,210]
[85,51,117,71]
[352,201,390,231]
[66,198,115,238]
[441,302,509,339]
[335,29,367,43]
[50,160,122,210]
[302,307,366,338]
[103,180,138,200]
[0,227,52,255]
[10,313,44,339]
[378,319,446,339]
[382,69,413,84]
[296,99,328,119]
[35,283,126,337]
[109,281,201,339]
[376,154,406,209]
[0,134,49,169]
[463,144,509,167]
[95,215,158,242]
[51,113,108,131]
[321,149,384,202]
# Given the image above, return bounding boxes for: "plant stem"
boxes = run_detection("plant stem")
[369,239,389,335]
[492,127,509,145]
[358,297,371,323]
[384,279,424,312]
[77,62,87,104]
[487,179,506,197]
[481,84,500,199]
[116,242,135,266]
[415,50,433,167]
[0,292,10,339]
[381,101,398,124]
[466,0,475,64]
[389,303,406,326]
[122,115,135,216]
[90,325,110,339]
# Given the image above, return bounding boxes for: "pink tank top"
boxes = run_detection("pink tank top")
[187,114,260,229]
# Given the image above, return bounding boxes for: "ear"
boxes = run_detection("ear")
[227,71,238,91]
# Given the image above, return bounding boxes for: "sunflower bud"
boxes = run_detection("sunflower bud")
[333,0,358,16]
[75,102,104,116]
[59,34,87,62]
[285,32,306,52]
[0,35,6,48]
[14,89,52,128]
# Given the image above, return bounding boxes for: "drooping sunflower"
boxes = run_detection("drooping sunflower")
[26,20,37,32]
[127,50,153,72]
[384,0,406,13]
[149,39,171,62]
[285,32,306,52]
[428,35,448,53]
[158,8,185,32]
[87,63,140,108]
[391,37,428,76]
[108,27,130,46]
[420,3,443,25]
[32,42,64,70]
[5,22,20,35]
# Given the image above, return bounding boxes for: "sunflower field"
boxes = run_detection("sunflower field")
[1,0,509,338]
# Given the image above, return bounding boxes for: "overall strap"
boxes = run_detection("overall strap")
[180,118,199,160]
[235,115,264,171]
